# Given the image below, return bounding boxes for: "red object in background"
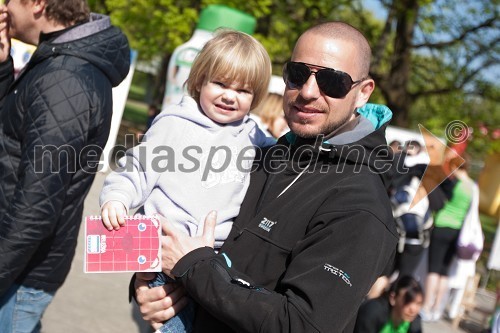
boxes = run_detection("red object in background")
[84,216,161,273]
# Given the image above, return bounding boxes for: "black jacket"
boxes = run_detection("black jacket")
[171,105,399,332]
[0,14,130,296]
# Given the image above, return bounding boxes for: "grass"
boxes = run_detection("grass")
[122,77,150,127]
[123,100,148,126]
[128,84,147,102]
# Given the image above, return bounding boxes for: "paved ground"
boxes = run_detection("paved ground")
[39,129,495,332]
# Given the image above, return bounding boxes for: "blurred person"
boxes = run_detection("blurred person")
[389,139,402,153]
[250,75,289,138]
[146,104,160,132]
[404,140,422,157]
[421,155,476,321]
[0,0,130,332]
[391,164,432,279]
[100,29,274,333]
[355,276,423,333]
[133,21,398,332]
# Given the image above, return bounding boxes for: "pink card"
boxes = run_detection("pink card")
[84,216,162,273]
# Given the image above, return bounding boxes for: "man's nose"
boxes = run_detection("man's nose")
[299,75,321,100]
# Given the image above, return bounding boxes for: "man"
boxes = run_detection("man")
[135,21,398,332]
[0,0,130,331]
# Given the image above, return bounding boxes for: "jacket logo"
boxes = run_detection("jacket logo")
[324,264,352,287]
[258,217,277,232]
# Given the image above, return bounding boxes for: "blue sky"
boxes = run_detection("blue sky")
[361,0,499,84]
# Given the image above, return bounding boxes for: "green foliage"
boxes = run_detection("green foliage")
[102,0,200,58]
[123,100,148,125]
[88,0,499,158]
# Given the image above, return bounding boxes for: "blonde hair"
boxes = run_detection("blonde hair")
[252,93,284,128]
[186,29,272,110]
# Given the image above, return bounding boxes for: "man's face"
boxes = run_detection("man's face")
[283,33,368,138]
[5,0,37,44]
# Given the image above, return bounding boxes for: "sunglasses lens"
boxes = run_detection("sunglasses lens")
[284,62,356,98]
[316,70,352,98]
[285,62,311,88]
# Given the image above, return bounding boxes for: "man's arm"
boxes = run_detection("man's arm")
[163,210,397,332]
[0,73,91,296]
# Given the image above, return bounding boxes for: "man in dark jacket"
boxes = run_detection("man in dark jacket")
[135,22,398,332]
[0,0,130,331]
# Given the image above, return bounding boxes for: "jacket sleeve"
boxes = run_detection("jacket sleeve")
[172,210,397,332]
[0,57,14,103]
[0,71,93,296]
[99,116,179,209]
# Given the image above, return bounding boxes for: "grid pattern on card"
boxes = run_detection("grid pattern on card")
[84,216,161,273]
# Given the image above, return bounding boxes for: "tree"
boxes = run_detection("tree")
[370,0,499,127]
[89,0,499,156]
[90,0,362,107]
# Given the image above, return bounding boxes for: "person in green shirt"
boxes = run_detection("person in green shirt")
[355,276,423,333]
[421,155,475,321]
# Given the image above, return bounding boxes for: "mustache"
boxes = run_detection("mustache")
[286,95,325,112]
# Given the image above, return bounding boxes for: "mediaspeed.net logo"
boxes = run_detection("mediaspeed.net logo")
[30,120,469,203]
[409,121,468,208]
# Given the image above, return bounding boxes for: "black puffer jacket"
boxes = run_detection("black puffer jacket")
[0,13,130,296]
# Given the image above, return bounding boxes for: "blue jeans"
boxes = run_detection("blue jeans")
[149,273,196,333]
[0,284,55,333]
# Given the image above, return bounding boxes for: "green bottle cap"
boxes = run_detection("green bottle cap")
[196,5,256,34]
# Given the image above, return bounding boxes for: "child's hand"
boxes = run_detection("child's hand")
[101,201,127,230]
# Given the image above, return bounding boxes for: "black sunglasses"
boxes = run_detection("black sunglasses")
[283,61,366,99]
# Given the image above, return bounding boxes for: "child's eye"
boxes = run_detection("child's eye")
[238,89,253,94]
[212,81,225,87]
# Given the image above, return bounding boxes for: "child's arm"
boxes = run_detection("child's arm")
[99,119,173,216]
[101,200,127,230]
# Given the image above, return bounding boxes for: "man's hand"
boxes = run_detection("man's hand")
[134,272,189,330]
[0,6,10,63]
[160,211,217,277]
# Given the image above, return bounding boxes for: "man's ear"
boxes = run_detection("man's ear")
[389,291,396,306]
[354,79,375,109]
[32,0,46,16]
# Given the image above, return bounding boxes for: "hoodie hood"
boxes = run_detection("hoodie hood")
[30,13,130,87]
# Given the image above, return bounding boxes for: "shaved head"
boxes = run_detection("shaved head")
[297,22,372,78]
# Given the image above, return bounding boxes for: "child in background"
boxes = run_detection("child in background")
[250,76,289,138]
[355,276,424,333]
[99,29,273,333]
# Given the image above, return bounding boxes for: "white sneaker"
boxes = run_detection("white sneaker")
[432,311,442,321]
[420,310,434,322]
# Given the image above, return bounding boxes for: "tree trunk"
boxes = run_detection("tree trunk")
[378,0,420,127]
[151,53,171,109]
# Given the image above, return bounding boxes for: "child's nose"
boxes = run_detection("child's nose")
[222,89,237,101]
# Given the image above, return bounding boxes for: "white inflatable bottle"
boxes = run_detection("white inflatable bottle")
[162,5,256,108]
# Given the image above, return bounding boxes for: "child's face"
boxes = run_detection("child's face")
[199,78,254,124]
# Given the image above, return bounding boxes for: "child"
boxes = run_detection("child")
[99,29,273,333]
